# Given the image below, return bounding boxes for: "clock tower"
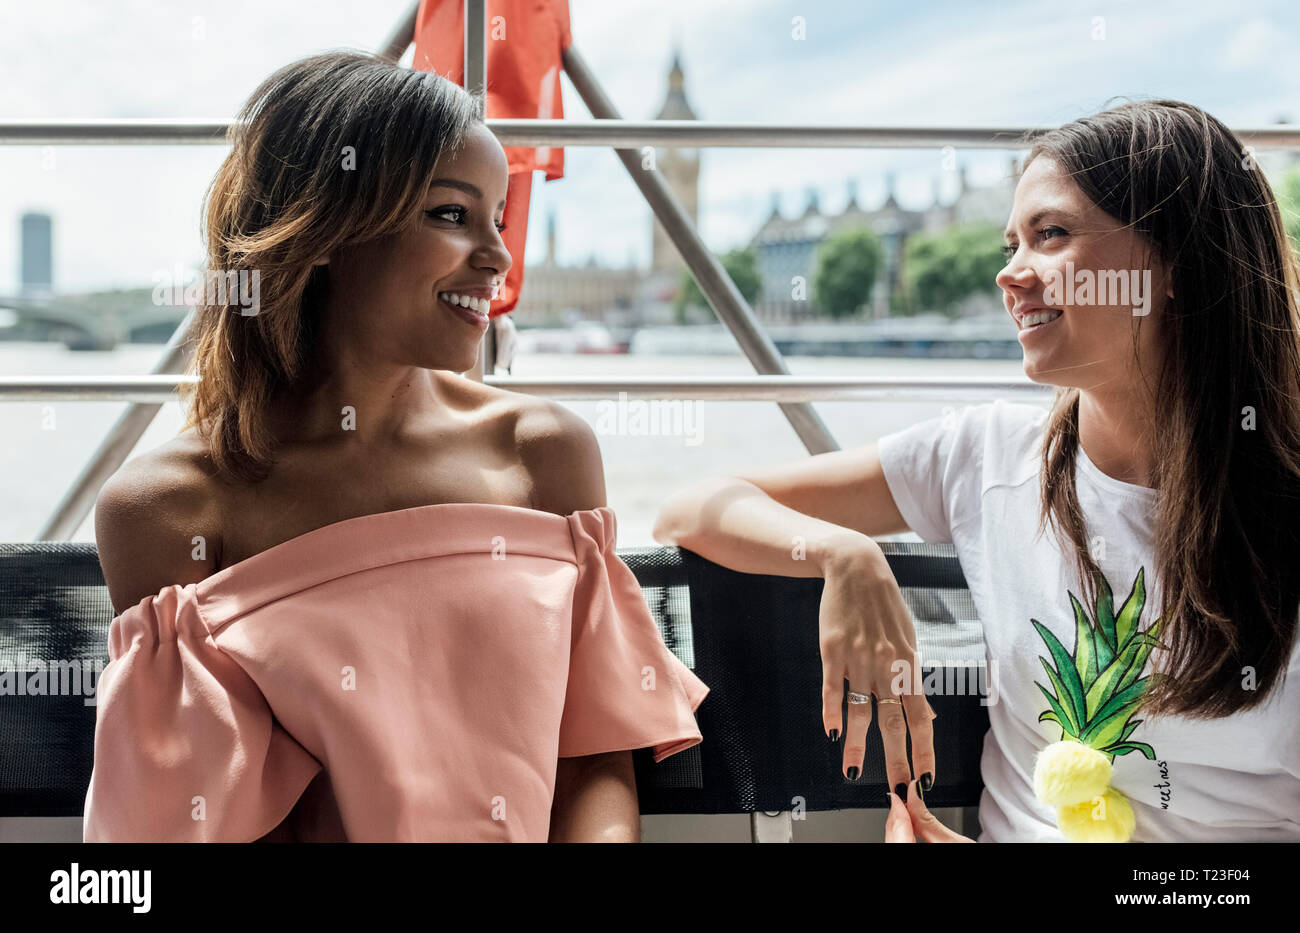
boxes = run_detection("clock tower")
[650,46,701,275]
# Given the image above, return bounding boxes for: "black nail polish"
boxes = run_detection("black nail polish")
[920,772,933,793]
[829,729,839,742]
[894,781,907,802]
[847,766,860,781]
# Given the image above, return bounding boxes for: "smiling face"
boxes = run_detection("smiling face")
[996,156,1170,392]
[321,122,512,374]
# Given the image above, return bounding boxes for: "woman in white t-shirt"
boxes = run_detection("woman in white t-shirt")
[654,99,1300,842]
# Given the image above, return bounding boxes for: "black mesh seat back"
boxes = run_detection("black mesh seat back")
[0,543,112,816]
[0,541,988,820]
[623,542,989,814]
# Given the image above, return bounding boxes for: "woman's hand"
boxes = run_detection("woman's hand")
[819,541,936,795]
[885,779,975,842]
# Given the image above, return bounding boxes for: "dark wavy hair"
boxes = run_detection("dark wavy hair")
[1027,99,1300,717]
[180,50,483,483]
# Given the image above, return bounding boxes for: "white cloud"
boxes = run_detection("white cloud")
[1218,17,1296,73]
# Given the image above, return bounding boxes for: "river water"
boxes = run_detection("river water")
[1,341,1044,544]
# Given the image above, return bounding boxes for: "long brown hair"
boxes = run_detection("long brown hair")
[1029,100,1300,717]
[180,50,482,483]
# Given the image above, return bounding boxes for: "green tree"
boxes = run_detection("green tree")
[675,247,762,322]
[1278,167,1300,256]
[812,228,882,319]
[900,223,1006,317]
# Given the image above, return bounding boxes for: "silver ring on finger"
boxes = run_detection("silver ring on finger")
[846,691,872,704]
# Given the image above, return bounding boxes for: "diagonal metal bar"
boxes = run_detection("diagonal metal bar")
[560,44,838,455]
[36,311,198,541]
[377,0,419,62]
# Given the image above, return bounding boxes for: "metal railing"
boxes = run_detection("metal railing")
[0,374,1053,404]
[6,119,1300,149]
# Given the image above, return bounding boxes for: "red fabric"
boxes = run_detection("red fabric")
[414,0,572,317]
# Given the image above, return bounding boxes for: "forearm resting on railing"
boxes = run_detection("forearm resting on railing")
[653,476,881,579]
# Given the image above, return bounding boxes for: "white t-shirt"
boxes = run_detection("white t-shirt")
[877,399,1300,842]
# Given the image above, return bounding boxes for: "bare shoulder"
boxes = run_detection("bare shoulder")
[94,428,224,615]
[431,371,607,515]
[510,394,607,516]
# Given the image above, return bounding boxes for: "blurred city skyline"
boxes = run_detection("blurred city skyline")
[1,0,1297,294]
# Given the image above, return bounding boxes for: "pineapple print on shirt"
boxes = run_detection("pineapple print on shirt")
[1030,566,1167,841]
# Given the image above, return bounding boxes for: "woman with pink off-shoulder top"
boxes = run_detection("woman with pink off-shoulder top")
[83,51,707,843]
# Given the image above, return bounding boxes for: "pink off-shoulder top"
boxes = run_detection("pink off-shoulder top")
[82,503,709,842]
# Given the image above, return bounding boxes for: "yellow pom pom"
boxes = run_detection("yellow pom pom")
[1033,740,1112,806]
[1056,786,1135,842]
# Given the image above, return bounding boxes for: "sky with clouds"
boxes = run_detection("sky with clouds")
[1,0,1297,294]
